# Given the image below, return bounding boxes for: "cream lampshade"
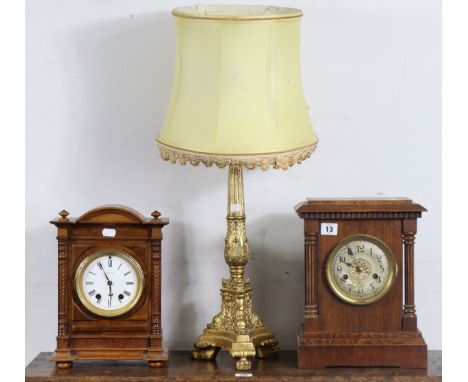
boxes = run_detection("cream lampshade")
[157,4,317,170]
[157,5,318,371]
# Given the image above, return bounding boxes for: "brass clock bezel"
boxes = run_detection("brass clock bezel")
[74,249,145,318]
[325,234,398,306]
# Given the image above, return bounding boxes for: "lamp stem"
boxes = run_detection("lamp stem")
[225,165,248,282]
[192,164,278,371]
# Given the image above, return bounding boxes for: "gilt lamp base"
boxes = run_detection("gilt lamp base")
[192,278,278,371]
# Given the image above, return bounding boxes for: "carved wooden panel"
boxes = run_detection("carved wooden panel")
[72,338,149,349]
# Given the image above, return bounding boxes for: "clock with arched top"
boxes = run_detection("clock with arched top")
[50,205,169,368]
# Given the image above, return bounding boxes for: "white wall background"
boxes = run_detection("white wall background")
[26,0,441,364]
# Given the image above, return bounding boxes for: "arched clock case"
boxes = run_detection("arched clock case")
[50,205,169,368]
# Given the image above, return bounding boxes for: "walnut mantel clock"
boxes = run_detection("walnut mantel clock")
[50,205,169,368]
[295,198,428,368]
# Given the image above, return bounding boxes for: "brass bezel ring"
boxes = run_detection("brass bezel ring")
[325,234,398,306]
[74,249,145,318]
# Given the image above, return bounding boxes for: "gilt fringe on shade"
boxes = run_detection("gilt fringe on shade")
[157,141,317,171]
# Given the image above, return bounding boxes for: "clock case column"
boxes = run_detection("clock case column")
[145,224,169,367]
[295,198,428,369]
[50,210,74,368]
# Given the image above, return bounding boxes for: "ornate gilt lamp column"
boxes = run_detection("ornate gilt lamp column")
[157,5,318,371]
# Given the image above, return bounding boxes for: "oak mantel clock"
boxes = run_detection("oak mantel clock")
[50,205,169,368]
[295,198,428,368]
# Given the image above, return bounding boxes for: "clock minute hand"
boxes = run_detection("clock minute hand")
[97,261,113,296]
[347,246,362,272]
[97,261,110,281]
[347,246,356,258]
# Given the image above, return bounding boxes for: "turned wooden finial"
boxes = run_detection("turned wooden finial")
[59,210,69,220]
[151,210,161,221]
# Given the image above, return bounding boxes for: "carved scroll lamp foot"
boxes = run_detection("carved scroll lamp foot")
[192,345,220,361]
[236,357,253,371]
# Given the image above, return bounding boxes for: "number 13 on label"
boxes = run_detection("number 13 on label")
[321,223,338,235]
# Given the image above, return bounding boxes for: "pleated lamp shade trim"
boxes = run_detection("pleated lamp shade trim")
[157,139,317,170]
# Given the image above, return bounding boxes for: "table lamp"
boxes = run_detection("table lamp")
[157,5,318,371]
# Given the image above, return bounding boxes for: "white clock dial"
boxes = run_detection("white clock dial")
[326,235,397,305]
[75,250,144,317]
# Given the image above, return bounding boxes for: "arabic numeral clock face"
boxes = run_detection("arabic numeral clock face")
[74,249,145,317]
[326,235,398,305]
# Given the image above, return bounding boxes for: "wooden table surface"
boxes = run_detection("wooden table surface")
[26,351,441,381]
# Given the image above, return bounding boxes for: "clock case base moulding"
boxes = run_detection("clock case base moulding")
[297,326,427,368]
[51,345,169,369]
[50,205,169,368]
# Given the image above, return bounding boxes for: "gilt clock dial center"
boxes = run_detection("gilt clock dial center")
[349,258,371,280]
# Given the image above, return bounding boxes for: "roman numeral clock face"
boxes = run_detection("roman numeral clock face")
[326,235,397,305]
[74,250,144,317]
